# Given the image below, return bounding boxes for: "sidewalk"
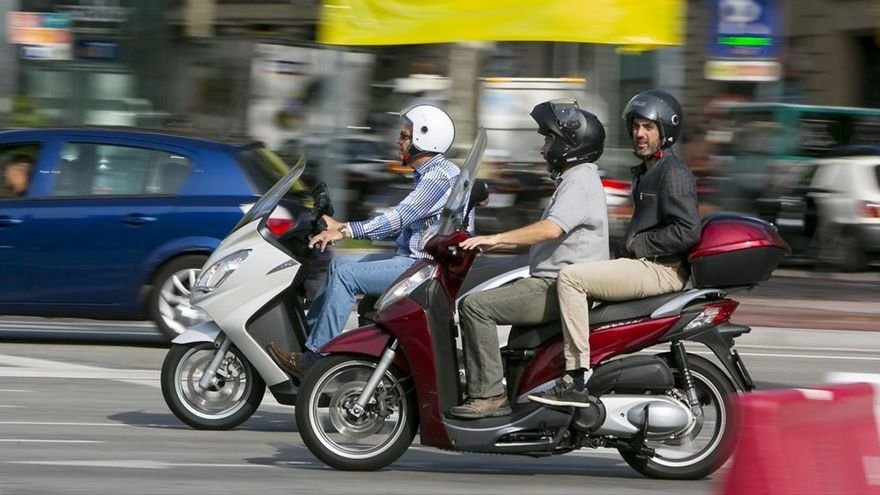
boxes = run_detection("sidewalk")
[735,295,879,332]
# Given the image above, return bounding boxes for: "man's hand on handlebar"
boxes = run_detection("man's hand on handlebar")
[321,215,344,232]
[309,229,344,252]
[459,234,501,251]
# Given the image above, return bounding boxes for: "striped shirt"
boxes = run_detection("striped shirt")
[348,154,461,259]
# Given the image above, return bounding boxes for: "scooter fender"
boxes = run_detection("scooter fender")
[171,321,223,345]
[319,325,411,373]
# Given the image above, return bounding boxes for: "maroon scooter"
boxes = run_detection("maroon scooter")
[294,130,790,479]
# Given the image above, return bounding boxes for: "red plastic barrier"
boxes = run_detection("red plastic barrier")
[720,382,880,495]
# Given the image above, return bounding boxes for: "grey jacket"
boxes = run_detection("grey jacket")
[617,153,701,266]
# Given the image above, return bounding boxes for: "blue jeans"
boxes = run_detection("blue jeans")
[305,252,417,351]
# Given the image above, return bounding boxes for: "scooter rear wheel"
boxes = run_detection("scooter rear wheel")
[161,342,265,430]
[618,353,737,480]
[295,355,417,471]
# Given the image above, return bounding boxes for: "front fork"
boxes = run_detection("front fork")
[198,334,231,390]
[350,339,400,418]
[671,341,703,418]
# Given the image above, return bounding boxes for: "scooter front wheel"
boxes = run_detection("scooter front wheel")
[161,342,265,430]
[295,355,417,471]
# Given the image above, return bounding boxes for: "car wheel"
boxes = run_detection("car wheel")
[835,234,868,272]
[816,223,867,273]
[150,255,209,341]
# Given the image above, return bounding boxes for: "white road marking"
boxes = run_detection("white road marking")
[0,439,103,443]
[0,389,32,393]
[826,372,880,384]
[0,354,294,409]
[9,460,306,469]
[0,405,22,408]
[0,345,876,385]
[0,353,159,388]
[0,422,151,427]
[737,344,880,354]
[0,328,155,337]
[735,352,880,362]
[0,368,157,380]
[0,319,154,329]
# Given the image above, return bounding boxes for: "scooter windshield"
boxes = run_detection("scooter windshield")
[232,153,306,233]
[433,128,487,236]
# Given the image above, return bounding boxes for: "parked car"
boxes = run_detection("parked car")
[756,146,880,271]
[0,126,314,340]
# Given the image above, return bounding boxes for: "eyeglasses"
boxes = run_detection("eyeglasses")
[399,132,412,141]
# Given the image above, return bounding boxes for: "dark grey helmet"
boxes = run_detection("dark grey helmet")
[622,89,683,150]
[530,99,605,173]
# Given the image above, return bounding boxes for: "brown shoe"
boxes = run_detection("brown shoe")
[449,393,512,419]
[267,342,307,378]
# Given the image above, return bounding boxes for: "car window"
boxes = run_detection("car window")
[146,153,192,194]
[812,162,840,191]
[795,164,819,188]
[873,165,880,192]
[0,143,41,199]
[346,140,379,160]
[52,143,191,196]
[236,147,308,196]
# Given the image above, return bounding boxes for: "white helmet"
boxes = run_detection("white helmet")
[401,104,455,155]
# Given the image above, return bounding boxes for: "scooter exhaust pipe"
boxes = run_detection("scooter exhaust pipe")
[590,396,693,439]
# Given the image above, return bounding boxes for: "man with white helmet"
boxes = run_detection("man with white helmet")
[269,104,461,376]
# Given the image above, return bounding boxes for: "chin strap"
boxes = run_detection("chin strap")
[632,149,665,160]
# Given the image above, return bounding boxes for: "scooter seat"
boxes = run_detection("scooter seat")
[506,291,684,349]
[589,291,684,326]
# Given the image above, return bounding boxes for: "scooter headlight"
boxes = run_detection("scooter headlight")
[194,249,251,292]
[374,265,437,312]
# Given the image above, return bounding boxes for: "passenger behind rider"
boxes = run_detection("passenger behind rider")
[449,99,610,420]
[528,89,701,408]
[268,104,463,377]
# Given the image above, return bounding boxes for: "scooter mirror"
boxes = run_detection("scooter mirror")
[468,179,489,209]
[311,182,335,217]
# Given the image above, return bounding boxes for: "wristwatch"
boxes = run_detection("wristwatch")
[338,223,350,238]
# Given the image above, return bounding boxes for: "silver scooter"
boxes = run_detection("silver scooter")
[161,154,528,430]
[161,155,326,429]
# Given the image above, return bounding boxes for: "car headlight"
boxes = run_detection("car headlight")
[374,264,437,312]
[194,249,251,292]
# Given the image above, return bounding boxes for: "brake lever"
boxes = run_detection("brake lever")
[448,245,482,256]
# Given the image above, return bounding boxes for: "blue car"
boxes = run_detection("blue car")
[0,127,310,340]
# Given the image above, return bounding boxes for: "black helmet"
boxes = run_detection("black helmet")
[530,99,605,173]
[622,89,683,150]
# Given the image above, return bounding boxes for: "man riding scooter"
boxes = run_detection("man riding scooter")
[528,89,701,408]
[268,104,463,376]
[450,99,609,419]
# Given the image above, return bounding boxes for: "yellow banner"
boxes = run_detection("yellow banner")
[319,0,684,46]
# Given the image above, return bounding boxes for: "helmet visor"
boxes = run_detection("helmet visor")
[531,99,581,145]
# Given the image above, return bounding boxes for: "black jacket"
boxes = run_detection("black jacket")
[617,153,701,266]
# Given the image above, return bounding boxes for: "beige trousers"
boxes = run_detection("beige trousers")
[557,258,688,370]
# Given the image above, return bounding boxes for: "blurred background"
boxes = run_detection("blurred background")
[1,0,879,271]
